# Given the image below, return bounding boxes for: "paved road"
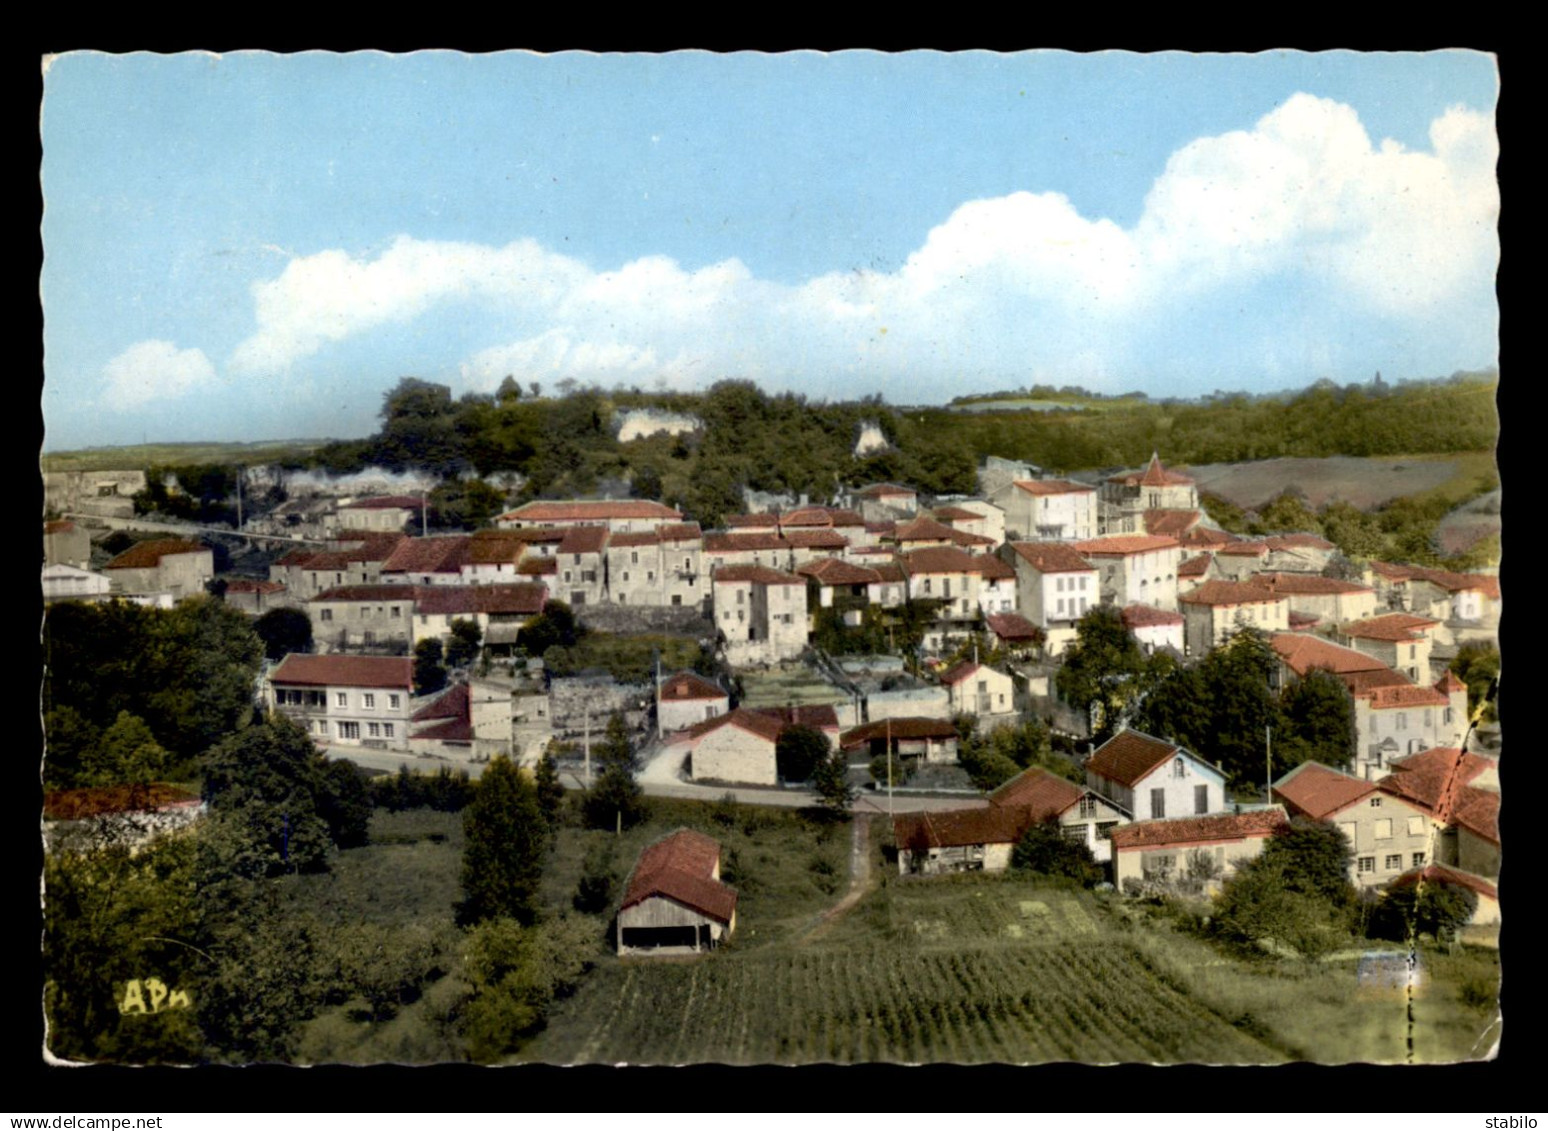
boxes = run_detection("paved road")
[321,738,989,815]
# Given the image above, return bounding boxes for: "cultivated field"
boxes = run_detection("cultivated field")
[1188,452,1495,512]
[41,439,327,472]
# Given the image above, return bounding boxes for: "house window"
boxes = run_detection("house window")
[1079,797,1097,818]
[573,554,582,565]
[1396,712,1407,730]
[648,572,655,581]
[1057,577,1066,593]
[1096,822,1118,840]
[1079,577,1087,591]
[1369,797,1382,808]
[1444,707,1454,725]
[383,723,395,738]
[1195,785,1208,814]
[320,609,333,622]
[1374,819,1392,840]
[1358,856,1375,875]
[1150,789,1166,819]
[1412,852,1425,868]
[631,551,639,565]
[363,631,375,645]
[389,694,401,709]
[363,693,375,709]
[1384,854,1403,871]
[1173,757,1186,779]
[684,558,692,570]
[622,572,630,582]
[337,721,360,740]
[368,722,381,738]
[391,606,401,618]
[335,692,348,707]
[672,595,682,606]
[1424,709,1432,728]
[563,572,572,583]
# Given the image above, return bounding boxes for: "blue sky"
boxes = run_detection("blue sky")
[40,50,1499,450]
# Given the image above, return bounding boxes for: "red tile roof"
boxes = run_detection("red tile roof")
[892,805,1027,850]
[1178,553,1213,578]
[932,505,982,522]
[1179,580,1281,607]
[609,531,662,548]
[678,708,785,745]
[840,717,958,748]
[986,612,1041,641]
[797,558,883,586]
[412,717,475,743]
[902,546,979,575]
[312,584,416,602]
[1271,633,1390,676]
[659,671,727,701]
[972,554,1016,580]
[1121,604,1184,628]
[752,704,841,731]
[704,531,788,553]
[104,539,207,569]
[1387,746,1492,786]
[1369,561,1418,581]
[781,506,865,528]
[1181,526,1238,548]
[782,528,849,549]
[411,682,470,722]
[270,654,413,689]
[1339,613,1440,642]
[870,561,907,584]
[1107,455,1194,488]
[948,529,998,548]
[1011,478,1096,496]
[1072,535,1180,556]
[620,829,738,924]
[1253,572,1373,595]
[1111,808,1288,850]
[341,495,424,510]
[381,536,471,575]
[1379,749,1498,839]
[558,525,611,554]
[1287,611,1321,631]
[1264,533,1335,551]
[414,584,547,617]
[939,660,985,686]
[1390,864,1497,902]
[44,520,75,534]
[44,783,201,821]
[1143,509,1202,538]
[225,578,286,594]
[1342,668,1417,695]
[1407,567,1501,599]
[1362,683,1449,708]
[336,532,411,561]
[989,766,1083,821]
[659,523,704,542]
[1271,762,1376,820]
[1215,542,1268,556]
[1434,670,1466,694]
[501,499,683,523]
[1087,730,1196,788]
[891,516,960,542]
[712,565,803,585]
[466,531,534,564]
[1007,542,1095,574]
[517,556,558,576]
[724,513,779,528]
[856,483,916,498]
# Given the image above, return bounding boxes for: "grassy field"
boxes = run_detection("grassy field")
[41,439,328,472]
[276,805,1500,1066]
[521,839,1500,1066]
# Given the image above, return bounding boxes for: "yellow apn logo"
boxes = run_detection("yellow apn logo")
[118,978,191,1015]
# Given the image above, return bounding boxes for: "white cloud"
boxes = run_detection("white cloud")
[101,340,216,408]
[223,94,1497,393]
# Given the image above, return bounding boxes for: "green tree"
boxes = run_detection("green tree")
[445,618,483,669]
[200,716,336,877]
[1010,818,1103,887]
[43,705,101,789]
[810,747,856,818]
[534,748,567,833]
[776,724,830,783]
[572,841,618,914]
[583,713,646,831]
[414,638,448,695]
[1197,628,1283,786]
[253,606,313,662]
[519,599,582,657]
[460,756,547,927]
[1055,606,1148,739]
[1211,819,1356,959]
[1371,880,1479,942]
[1278,669,1356,771]
[460,914,599,1062]
[80,711,170,787]
[316,759,374,850]
[1450,641,1500,724]
[1268,818,1357,908]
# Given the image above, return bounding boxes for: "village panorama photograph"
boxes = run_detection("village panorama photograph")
[38,49,1501,1067]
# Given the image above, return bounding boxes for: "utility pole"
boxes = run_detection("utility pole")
[421,489,428,537]
[584,707,592,787]
[886,716,893,819]
[236,467,243,530]
[1265,725,1273,804]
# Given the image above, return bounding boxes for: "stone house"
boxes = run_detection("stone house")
[495,498,684,534]
[853,483,919,522]
[407,680,513,762]
[939,661,1017,726]
[411,583,548,652]
[102,539,213,601]
[711,566,809,666]
[1262,533,1338,573]
[1098,454,1198,535]
[379,535,472,586]
[972,553,1018,616]
[43,519,91,569]
[1120,604,1185,655]
[656,670,730,734]
[223,578,290,615]
[1210,541,1270,581]
[989,478,1099,542]
[984,612,1042,659]
[1111,808,1289,892]
[989,764,1130,864]
[1252,572,1378,626]
[1380,747,1499,879]
[616,829,738,955]
[308,584,418,652]
[840,716,960,766]
[892,806,1029,875]
[935,499,1006,545]
[1177,580,1289,656]
[1272,761,1443,888]
[1085,730,1229,822]
[702,531,798,574]
[337,494,424,533]
[42,469,146,520]
[41,563,114,604]
[267,653,415,748]
[1003,542,1099,647]
[1073,534,1184,612]
[672,708,787,785]
[1336,613,1442,683]
[900,546,983,649]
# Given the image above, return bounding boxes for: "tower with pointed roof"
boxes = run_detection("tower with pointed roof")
[1098,452,1198,534]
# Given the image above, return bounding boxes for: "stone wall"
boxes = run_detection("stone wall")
[577,603,713,637]
[547,674,653,740]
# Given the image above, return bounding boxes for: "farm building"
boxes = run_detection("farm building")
[990,765,1130,864]
[656,669,730,733]
[840,717,959,766]
[616,829,738,955]
[892,806,1029,875]
[1084,729,1228,822]
[1110,807,1289,892]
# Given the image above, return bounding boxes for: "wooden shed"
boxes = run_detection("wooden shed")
[616,829,739,955]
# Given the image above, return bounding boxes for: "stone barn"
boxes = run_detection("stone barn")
[616,829,738,955]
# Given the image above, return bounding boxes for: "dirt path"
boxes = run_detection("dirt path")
[796,814,875,944]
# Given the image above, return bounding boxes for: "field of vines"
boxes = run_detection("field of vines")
[523,878,1282,1065]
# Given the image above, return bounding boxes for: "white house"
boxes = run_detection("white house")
[656,670,730,733]
[267,653,415,748]
[990,478,1099,542]
[1085,729,1228,821]
[1073,535,1184,612]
